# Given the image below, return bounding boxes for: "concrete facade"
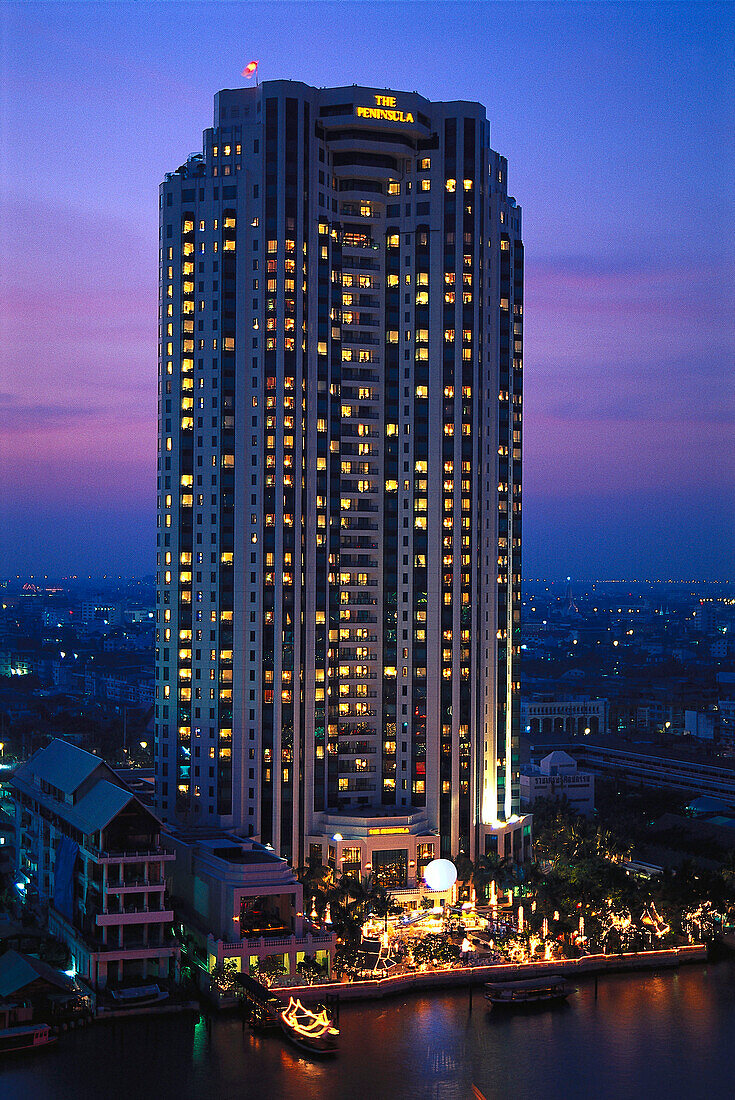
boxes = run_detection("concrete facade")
[163,828,336,979]
[155,80,525,869]
[520,751,595,815]
[12,739,178,990]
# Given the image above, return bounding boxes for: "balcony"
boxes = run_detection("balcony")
[218,931,336,952]
[96,908,173,927]
[338,778,376,792]
[93,936,174,953]
[340,396,380,410]
[340,236,378,251]
[341,256,380,271]
[340,537,378,551]
[340,410,379,422]
[342,313,379,328]
[342,503,379,515]
[97,848,175,863]
[342,332,380,346]
[105,878,165,892]
[341,368,381,382]
[337,724,379,739]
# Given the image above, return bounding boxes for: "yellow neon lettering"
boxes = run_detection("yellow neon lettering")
[355,106,415,123]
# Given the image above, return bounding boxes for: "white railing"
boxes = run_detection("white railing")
[218,933,335,951]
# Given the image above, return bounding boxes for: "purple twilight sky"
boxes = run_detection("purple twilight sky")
[0,1,733,580]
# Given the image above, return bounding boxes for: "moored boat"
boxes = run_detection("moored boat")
[109,983,169,1007]
[279,996,339,1055]
[485,973,575,1007]
[0,1022,57,1054]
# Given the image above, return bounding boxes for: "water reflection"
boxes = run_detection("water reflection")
[1,963,734,1100]
[191,1014,209,1063]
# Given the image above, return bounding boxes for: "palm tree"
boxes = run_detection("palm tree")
[453,852,474,900]
[328,873,399,939]
[721,851,735,900]
[253,954,287,987]
[473,854,515,904]
[595,827,631,863]
[327,874,368,944]
[342,873,378,923]
[296,955,326,985]
[370,883,401,932]
[295,862,335,922]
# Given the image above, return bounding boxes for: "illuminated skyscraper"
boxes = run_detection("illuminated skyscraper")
[156,82,528,883]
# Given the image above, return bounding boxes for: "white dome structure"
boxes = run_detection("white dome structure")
[423,858,457,892]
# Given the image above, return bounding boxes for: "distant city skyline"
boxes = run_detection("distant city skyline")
[1,1,733,579]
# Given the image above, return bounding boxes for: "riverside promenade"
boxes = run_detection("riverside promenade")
[273,944,708,1003]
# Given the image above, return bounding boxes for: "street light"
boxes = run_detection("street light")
[140,741,148,750]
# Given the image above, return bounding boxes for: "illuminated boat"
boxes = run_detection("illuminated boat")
[485,974,575,1007]
[0,1022,57,1054]
[278,997,339,1055]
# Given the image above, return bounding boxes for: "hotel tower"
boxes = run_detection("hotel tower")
[156,82,529,888]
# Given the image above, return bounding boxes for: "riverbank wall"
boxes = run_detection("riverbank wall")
[95,1000,200,1021]
[274,944,708,1003]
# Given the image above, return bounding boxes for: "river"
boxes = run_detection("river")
[3,960,735,1100]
